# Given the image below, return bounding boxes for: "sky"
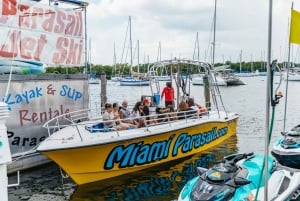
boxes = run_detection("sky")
[68,0,300,65]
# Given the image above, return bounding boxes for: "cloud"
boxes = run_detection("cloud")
[85,0,297,65]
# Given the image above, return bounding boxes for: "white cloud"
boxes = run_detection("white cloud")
[84,0,298,65]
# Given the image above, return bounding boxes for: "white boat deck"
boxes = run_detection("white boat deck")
[38,109,237,151]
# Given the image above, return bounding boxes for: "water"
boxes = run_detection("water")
[8,76,300,201]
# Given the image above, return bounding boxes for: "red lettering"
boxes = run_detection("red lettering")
[20,37,35,59]
[19,110,31,126]
[18,4,30,27]
[53,37,83,65]
[0,32,46,60]
[32,112,38,123]
[34,34,47,61]
[2,0,17,15]
[18,106,70,126]
[75,12,83,36]
[42,9,55,32]
[65,14,75,35]
[66,39,78,64]
[0,30,19,57]
[53,37,68,64]
[54,11,66,34]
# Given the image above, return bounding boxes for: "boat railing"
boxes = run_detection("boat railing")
[43,109,91,136]
[43,108,209,139]
[83,109,208,135]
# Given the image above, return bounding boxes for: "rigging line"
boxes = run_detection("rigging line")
[205,5,215,63]
[120,17,129,65]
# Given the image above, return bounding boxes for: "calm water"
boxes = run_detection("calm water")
[8,76,300,201]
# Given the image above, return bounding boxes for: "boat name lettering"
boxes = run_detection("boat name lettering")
[104,135,175,169]
[60,85,82,101]
[19,104,70,126]
[172,127,228,156]
[3,87,42,106]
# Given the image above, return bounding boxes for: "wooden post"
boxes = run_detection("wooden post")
[100,72,107,111]
[203,75,211,110]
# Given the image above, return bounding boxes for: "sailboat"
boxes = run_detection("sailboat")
[119,16,150,86]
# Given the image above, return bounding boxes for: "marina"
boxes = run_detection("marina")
[7,76,300,200]
[2,0,300,200]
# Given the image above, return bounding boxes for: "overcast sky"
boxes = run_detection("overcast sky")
[82,0,298,65]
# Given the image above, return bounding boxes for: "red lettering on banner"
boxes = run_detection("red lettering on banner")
[52,37,82,65]
[42,9,55,32]
[54,11,66,34]
[0,30,18,57]
[2,0,17,15]
[0,30,47,60]
[19,6,44,29]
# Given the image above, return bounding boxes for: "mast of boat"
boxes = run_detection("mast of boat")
[88,37,92,74]
[157,41,162,61]
[240,50,242,73]
[113,42,117,76]
[129,16,133,76]
[137,40,140,73]
[193,32,200,61]
[212,0,217,68]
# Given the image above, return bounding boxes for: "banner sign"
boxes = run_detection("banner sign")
[0,0,84,66]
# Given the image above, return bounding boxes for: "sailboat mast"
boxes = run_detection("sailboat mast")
[129,16,133,69]
[113,42,117,75]
[193,32,200,61]
[137,40,140,73]
[212,0,217,67]
[84,5,88,74]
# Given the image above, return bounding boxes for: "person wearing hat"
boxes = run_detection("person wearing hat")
[161,81,175,107]
[143,98,158,124]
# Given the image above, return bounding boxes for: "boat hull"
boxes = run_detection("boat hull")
[120,78,150,86]
[271,149,300,169]
[39,115,238,185]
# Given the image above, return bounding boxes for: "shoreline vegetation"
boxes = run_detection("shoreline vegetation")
[44,60,288,79]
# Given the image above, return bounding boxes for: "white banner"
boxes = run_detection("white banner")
[0,0,85,66]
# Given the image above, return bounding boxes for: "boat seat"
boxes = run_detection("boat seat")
[85,122,113,133]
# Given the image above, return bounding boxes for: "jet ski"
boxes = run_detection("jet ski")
[178,152,300,201]
[271,124,300,169]
[178,152,274,201]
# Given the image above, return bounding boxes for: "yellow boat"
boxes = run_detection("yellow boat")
[36,59,239,185]
[37,111,238,185]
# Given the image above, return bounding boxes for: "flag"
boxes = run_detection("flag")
[290,9,300,44]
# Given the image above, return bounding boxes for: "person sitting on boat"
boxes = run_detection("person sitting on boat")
[161,81,175,107]
[131,101,146,128]
[119,100,132,122]
[167,105,178,121]
[187,98,207,115]
[112,102,136,129]
[177,100,189,120]
[155,106,171,122]
[143,98,157,124]
[103,103,130,131]
[186,98,206,118]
